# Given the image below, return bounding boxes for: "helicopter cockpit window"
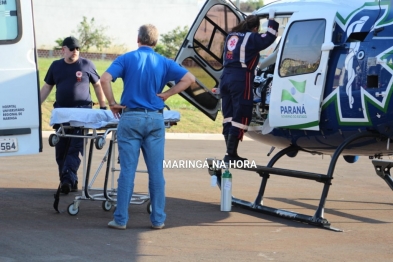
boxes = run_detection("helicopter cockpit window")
[0,0,21,43]
[279,19,325,77]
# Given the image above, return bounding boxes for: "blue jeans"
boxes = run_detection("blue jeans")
[113,111,166,226]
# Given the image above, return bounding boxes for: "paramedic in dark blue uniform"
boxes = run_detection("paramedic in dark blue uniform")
[221,14,279,163]
[40,36,107,194]
[101,24,195,230]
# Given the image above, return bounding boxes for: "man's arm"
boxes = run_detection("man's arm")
[40,83,54,104]
[157,72,196,101]
[100,72,125,118]
[92,80,107,108]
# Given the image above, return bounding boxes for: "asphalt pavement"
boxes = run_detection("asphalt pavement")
[0,132,393,261]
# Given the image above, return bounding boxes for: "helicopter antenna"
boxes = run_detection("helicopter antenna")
[372,0,383,36]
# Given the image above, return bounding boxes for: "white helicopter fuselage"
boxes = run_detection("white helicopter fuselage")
[175,0,393,157]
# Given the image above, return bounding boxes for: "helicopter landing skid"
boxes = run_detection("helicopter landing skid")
[207,131,386,232]
[372,159,393,190]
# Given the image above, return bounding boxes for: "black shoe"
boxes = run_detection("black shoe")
[60,182,71,195]
[223,135,248,164]
[71,181,78,192]
[223,154,248,163]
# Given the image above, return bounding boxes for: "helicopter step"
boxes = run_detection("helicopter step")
[372,159,393,190]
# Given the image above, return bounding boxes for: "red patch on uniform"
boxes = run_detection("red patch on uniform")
[76,71,82,82]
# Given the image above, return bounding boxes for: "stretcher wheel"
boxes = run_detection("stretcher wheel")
[102,200,112,211]
[147,202,152,214]
[67,203,79,216]
[95,136,105,150]
[48,134,60,147]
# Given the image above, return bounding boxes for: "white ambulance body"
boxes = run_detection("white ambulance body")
[0,0,42,156]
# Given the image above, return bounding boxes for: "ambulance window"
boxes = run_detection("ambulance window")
[193,4,240,70]
[0,0,21,43]
[279,19,325,77]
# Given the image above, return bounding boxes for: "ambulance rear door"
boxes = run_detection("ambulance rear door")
[0,0,42,156]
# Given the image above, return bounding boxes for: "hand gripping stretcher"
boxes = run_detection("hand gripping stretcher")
[48,107,180,215]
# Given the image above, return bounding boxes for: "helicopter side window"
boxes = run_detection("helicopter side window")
[279,19,326,77]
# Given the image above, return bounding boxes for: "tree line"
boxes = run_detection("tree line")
[55,1,265,58]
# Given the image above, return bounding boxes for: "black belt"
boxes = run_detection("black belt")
[123,108,163,113]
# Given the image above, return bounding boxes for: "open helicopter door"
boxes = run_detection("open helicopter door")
[0,0,42,156]
[268,10,336,131]
[174,0,244,120]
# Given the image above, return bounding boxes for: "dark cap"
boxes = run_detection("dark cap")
[62,36,80,49]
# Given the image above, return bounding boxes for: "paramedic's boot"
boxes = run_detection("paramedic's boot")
[60,170,75,194]
[223,135,248,164]
[222,134,228,163]
[71,181,78,192]
[60,181,71,195]
[61,180,77,194]
[222,134,229,164]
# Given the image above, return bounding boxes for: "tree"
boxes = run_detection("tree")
[55,16,111,52]
[240,0,264,12]
[154,26,189,58]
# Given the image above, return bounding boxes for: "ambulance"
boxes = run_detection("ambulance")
[0,0,42,156]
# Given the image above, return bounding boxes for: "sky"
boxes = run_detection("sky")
[239,0,275,3]
[33,0,278,50]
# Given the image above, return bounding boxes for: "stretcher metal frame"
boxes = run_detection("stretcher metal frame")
[49,111,179,216]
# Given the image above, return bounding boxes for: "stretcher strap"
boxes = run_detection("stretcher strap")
[53,184,61,213]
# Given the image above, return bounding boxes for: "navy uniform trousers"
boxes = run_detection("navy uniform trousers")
[55,127,82,186]
[53,103,92,186]
[220,67,254,141]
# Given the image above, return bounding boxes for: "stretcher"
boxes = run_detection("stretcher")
[48,107,180,215]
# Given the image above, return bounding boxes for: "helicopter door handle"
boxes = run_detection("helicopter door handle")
[315,73,321,85]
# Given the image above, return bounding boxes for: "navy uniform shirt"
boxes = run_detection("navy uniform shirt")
[223,19,279,77]
[44,57,99,107]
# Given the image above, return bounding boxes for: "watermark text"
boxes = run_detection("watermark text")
[163,159,257,169]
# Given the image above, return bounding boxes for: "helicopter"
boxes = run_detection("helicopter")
[173,0,393,231]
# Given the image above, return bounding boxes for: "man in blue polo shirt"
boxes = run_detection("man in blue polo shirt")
[100,24,195,230]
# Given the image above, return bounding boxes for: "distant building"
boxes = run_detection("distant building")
[32,0,204,52]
